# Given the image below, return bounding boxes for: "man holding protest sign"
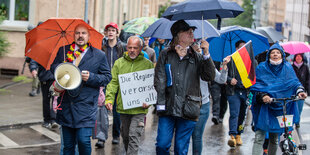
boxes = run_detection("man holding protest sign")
[105,36,154,155]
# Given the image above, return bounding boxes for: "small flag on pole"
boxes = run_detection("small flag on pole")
[231,40,256,88]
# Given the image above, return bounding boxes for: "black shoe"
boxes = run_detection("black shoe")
[36,88,40,94]
[296,124,300,129]
[42,122,51,129]
[51,121,58,128]
[212,116,219,125]
[29,89,38,97]
[112,137,119,144]
[95,140,105,148]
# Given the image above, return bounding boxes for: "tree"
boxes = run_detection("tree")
[158,1,171,18]
[230,0,254,28]
[0,3,10,57]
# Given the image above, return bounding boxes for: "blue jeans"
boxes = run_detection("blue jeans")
[113,95,121,139]
[60,126,79,155]
[227,90,247,135]
[62,126,92,155]
[192,102,210,155]
[156,116,196,155]
[297,100,304,124]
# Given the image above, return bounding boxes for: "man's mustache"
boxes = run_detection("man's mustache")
[77,37,84,41]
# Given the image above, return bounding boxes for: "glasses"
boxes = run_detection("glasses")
[181,29,194,34]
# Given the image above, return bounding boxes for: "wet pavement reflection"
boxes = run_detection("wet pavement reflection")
[1,105,310,155]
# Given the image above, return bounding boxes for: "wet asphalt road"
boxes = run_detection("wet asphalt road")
[0,104,310,155]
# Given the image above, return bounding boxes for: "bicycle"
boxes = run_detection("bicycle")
[271,95,307,155]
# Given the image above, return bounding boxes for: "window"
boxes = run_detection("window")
[0,0,31,31]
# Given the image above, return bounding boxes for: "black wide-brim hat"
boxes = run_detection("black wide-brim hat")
[170,20,197,37]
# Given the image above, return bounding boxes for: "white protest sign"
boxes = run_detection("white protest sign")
[118,68,157,110]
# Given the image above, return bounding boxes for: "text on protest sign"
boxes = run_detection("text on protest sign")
[118,69,157,110]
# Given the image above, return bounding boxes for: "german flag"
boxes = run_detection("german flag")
[232,40,256,88]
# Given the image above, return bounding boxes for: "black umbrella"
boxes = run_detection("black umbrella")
[162,0,244,29]
[256,27,286,43]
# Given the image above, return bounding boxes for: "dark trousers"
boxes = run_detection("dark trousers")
[112,96,121,139]
[210,83,228,118]
[41,80,56,123]
[227,89,247,135]
[219,85,228,119]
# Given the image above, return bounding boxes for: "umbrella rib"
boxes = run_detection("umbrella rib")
[46,36,66,68]
[54,20,64,32]
[26,33,62,54]
[35,28,61,32]
[64,19,77,32]
[64,34,73,44]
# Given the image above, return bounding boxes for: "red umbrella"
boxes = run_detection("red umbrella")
[281,41,310,55]
[25,18,103,70]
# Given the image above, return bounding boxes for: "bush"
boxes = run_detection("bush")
[0,10,10,57]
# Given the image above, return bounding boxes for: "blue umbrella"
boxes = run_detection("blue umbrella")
[207,26,270,62]
[141,18,219,39]
[162,0,244,29]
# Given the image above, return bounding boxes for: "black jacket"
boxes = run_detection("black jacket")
[29,59,54,82]
[102,38,126,69]
[292,63,310,93]
[225,60,251,95]
[154,47,215,121]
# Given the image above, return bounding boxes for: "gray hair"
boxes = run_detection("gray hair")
[127,36,143,47]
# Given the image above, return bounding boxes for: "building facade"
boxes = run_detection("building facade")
[0,0,169,76]
[253,0,286,29]
[283,0,310,42]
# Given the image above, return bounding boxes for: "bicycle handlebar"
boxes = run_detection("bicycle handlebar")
[270,95,303,103]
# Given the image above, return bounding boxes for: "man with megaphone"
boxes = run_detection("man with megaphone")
[50,24,111,155]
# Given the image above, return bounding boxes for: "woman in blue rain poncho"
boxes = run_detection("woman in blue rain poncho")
[250,43,307,155]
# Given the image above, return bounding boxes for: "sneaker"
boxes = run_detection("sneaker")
[235,135,243,145]
[212,116,219,125]
[51,121,58,128]
[112,137,120,144]
[227,135,236,147]
[29,89,38,97]
[218,118,223,123]
[95,140,105,148]
[42,122,51,129]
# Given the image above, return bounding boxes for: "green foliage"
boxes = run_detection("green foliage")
[221,0,254,28]
[158,1,171,18]
[0,3,10,57]
[0,88,11,94]
[233,0,254,27]
[12,75,32,83]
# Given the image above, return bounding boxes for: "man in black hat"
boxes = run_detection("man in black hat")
[154,20,215,155]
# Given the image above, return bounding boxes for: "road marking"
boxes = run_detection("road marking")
[301,117,310,123]
[30,125,60,142]
[0,132,19,147]
[300,133,310,141]
[0,141,59,149]
[303,105,310,110]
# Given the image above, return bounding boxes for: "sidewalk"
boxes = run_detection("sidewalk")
[0,78,112,128]
[0,79,42,128]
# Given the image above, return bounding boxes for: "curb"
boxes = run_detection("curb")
[0,81,22,89]
[0,121,43,130]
